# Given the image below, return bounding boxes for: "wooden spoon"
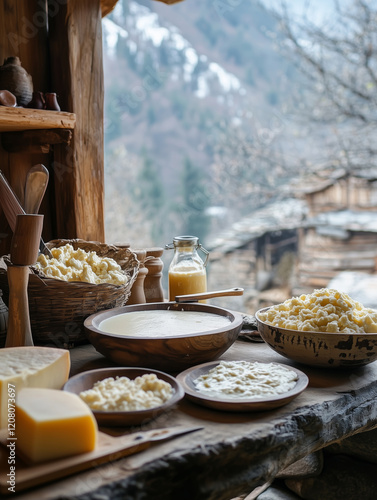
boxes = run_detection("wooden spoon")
[175,287,244,302]
[0,169,52,257]
[24,164,49,214]
[5,214,44,347]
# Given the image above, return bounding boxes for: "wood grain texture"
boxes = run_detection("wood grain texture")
[5,265,33,346]
[0,427,199,495]
[1,130,72,154]
[48,0,105,242]
[10,213,43,264]
[18,341,377,500]
[0,108,75,132]
[0,1,54,256]
[0,1,49,91]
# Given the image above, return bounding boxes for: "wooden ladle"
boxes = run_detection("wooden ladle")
[5,214,44,347]
[24,164,49,214]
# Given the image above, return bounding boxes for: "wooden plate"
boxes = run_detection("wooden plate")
[63,367,184,426]
[176,361,309,412]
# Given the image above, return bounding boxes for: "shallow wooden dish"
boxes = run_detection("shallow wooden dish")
[84,302,243,372]
[63,367,184,426]
[256,307,377,368]
[176,361,308,412]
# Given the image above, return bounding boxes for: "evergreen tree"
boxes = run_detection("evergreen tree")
[135,150,165,241]
[180,157,211,242]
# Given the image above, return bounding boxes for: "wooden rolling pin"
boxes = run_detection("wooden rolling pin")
[5,214,44,347]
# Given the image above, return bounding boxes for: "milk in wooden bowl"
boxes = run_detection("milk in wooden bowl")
[84,302,243,372]
[256,288,377,368]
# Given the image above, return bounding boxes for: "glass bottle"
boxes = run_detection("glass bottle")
[165,236,209,301]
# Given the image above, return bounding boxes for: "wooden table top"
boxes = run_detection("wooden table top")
[13,340,377,500]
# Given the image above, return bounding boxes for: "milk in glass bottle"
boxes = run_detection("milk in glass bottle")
[165,236,209,300]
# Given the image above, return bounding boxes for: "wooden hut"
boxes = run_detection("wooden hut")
[294,170,377,294]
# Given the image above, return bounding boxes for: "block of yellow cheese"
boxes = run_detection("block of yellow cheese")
[0,346,70,429]
[16,388,98,463]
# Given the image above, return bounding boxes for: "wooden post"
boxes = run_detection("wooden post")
[47,0,105,242]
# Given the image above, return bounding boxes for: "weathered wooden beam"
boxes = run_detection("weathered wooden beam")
[2,129,72,153]
[51,342,377,500]
[0,107,76,132]
[48,0,105,241]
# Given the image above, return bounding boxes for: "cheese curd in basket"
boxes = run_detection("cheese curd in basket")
[79,374,174,412]
[194,360,298,399]
[35,244,128,285]
[258,288,377,333]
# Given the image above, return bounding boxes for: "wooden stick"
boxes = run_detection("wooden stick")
[5,265,33,347]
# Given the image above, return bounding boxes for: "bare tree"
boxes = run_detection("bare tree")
[274,0,377,173]
[209,118,293,219]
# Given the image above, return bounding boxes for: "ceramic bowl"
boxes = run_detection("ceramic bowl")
[63,367,184,426]
[84,302,243,372]
[176,361,309,412]
[255,307,377,368]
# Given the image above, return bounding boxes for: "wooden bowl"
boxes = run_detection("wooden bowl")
[63,367,184,426]
[84,302,243,372]
[256,307,377,368]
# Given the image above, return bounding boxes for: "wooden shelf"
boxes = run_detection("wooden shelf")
[0,107,76,132]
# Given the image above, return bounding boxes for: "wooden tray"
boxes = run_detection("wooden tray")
[0,426,201,495]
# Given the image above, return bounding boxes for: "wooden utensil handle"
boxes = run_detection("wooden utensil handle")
[175,287,244,303]
[5,265,33,347]
[0,169,25,231]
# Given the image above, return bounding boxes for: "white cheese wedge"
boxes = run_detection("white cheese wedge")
[15,388,98,463]
[0,346,70,428]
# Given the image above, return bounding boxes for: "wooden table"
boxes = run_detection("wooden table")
[13,340,377,500]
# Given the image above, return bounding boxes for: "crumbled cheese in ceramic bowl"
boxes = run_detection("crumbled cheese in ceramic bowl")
[79,374,173,412]
[257,288,377,333]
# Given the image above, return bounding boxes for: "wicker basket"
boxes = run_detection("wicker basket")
[0,239,139,347]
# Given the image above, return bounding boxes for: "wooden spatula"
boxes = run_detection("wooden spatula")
[24,164,49,214]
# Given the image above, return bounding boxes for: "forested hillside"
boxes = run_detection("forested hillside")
[102,0,304,247]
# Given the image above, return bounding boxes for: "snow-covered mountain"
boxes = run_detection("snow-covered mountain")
[102,0,301,245]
